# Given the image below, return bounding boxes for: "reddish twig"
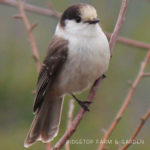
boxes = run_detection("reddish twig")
[0,0,61,18]
[67,100,75,129]
[98,50,150,150]
[120,110,150,150]
[106,33,150,50]
[109,0,128,56]
[16,0,51,149]
[142,73,150,77]
[46,143,52,150]
[17,0,41,72]
[1,0,150,50]
[65,141,70,150]
[65,100,75,150]
[98,1,129,149]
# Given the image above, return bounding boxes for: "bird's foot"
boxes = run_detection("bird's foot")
[71,94,92,111]
[102,74,106,78]
[77,100,92,111]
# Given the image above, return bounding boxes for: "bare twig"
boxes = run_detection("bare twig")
[1,0,150,50]
[0,0,61,18]
[120,110,150,150]
[13,14,22,19]
[67,100,75,129]
[65,141,70,150]
[17,0,40,72]
[95,0,150,149]
[142,73,150,77]
[65,100,75,150]
[30,23,38,32]
[16,0,50,149]
[109,0,128,56]
[106,33,150,50]
[46,143,51,150]
[98,50,150,150]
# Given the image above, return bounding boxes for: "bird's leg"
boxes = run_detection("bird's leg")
[102,74,106,78]
[71,94,92,111]
[71,74,106,111]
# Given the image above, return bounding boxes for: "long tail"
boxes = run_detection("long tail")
[24,96,64,148]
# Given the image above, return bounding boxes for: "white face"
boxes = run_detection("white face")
[56,4,102,37]
[63,19,101,37]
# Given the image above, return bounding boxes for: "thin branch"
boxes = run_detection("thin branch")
[96,1,139,150]
[98,50,150,150]
[120,110,150,150]
[1,0,150,50]
[67,100,75,131]
[17,0,51,149]
[17,0,41,72]
[65,100,75,150]
[109,0,128,56]
[0,0,61,18]
[46,143,52,150]
[13,14,22,19]
[142,73,150,77]
[65,141,70,150]
[106,33,150,50]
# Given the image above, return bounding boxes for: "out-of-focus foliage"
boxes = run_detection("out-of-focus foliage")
[0,0,150,150]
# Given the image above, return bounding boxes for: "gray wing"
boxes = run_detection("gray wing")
[33,36,68,113]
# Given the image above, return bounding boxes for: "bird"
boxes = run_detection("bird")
[24,3,110,148]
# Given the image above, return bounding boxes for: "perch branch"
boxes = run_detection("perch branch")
[98,50,150,150]
[1,0,150,50]
[120,109,150,150]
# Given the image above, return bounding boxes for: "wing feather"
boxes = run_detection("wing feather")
[33,36,68,113]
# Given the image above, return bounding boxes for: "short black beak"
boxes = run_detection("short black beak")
[85,18,100,24]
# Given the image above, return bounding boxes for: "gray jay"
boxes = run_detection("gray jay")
[24,3,110,147]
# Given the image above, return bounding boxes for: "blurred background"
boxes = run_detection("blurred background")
[0,0,150,150]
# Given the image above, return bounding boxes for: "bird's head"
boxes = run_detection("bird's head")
[56,4,101,37]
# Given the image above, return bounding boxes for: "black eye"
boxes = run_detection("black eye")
[75,16,81,23]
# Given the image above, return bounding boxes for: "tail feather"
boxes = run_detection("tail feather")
[24,96,64,148]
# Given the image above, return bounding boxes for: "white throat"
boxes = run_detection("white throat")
[55,21,104,39]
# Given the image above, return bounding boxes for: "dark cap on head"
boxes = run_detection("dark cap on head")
[60,4,83,27]
[60,4,98,27]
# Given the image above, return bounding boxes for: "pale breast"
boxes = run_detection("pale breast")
[57,33,110,94]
